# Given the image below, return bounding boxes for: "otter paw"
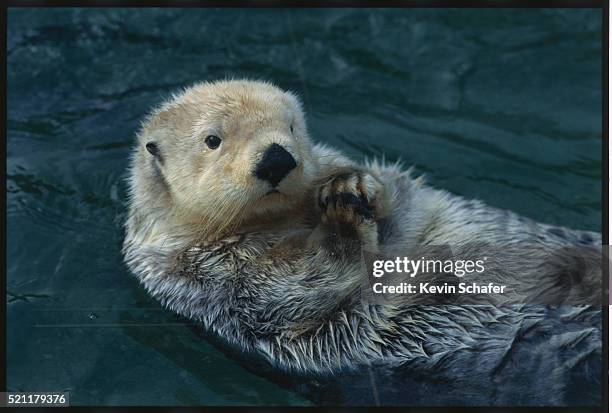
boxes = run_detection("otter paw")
[317,171,383,226]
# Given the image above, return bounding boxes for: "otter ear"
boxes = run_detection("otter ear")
[145,141,160,158]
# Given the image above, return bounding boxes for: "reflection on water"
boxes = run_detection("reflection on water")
[7,8,601,406]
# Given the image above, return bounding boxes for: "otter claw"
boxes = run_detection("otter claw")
[318,171,382,224]
[328,193,374,220]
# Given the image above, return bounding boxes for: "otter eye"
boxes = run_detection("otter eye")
[205,135,222,150]
[290,124,294,134]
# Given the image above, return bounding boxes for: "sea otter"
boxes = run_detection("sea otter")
[123,80,602,404]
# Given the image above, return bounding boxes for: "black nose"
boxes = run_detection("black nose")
[254,143,297,187]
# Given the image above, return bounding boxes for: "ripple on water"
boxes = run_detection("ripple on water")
[6,7,602,406]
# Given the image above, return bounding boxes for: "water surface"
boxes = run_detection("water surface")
[7,8,602,405]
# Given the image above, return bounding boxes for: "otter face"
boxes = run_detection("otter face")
[136,80,317,230]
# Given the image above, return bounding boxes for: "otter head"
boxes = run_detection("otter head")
[131,80,317,237]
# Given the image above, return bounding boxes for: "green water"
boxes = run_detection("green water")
[7,8,601,405]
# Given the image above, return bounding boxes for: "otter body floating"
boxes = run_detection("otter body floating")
[123,80,601,405]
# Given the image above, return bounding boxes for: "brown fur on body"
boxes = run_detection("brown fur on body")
[123,80,601,378]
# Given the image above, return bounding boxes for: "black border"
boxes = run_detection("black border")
[2,1,609,412]
[602,1,609,412]
[1,0,609,7]
[1,0,7,403]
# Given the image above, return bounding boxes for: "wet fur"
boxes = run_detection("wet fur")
[123,80,602,404]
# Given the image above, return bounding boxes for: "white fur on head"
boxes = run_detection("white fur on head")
[127,79,318,241]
